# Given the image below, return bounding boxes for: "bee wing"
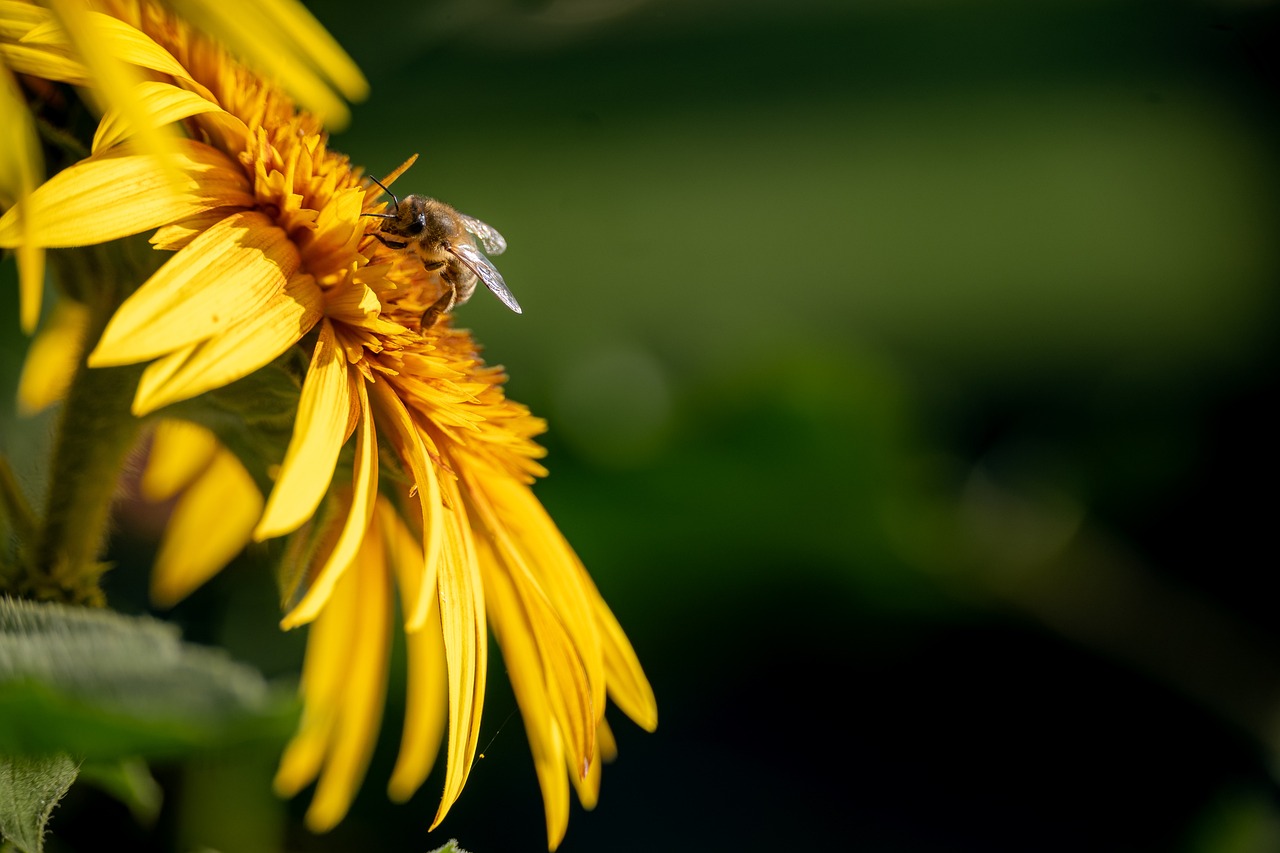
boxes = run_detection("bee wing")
[452,241,522,314]
[456,213,507,256]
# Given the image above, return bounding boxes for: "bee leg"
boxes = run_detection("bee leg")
[419,288,456,329]
[372,234,408,250]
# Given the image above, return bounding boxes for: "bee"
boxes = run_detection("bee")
[363,174,521,325]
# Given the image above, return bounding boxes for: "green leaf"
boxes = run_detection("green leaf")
[0,753,78,853]
[426,841,471,853]
[77,757,162,826]
[0,598,297,759]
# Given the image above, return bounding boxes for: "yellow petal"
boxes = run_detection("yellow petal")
[139,419,218,502]
[130,271,323,415]
[90,210,300,367]
[16,298,88,415]
[255,319,350,540]
[483,544,570,850]
[23,10,189,79]
[369,379,443,632]
[163,0,366,129]
[44,2,182,182]
[304,516,391,832]
[0,1,51,38]
[430,472,488,831]
[0,59,45,332]
[150,445,262,607]
[274,524,359,796]
[0,43,89,85]
[279,378,377,629]
[92,80,248,154]
[0,140,252,249]
[466,473,595,777]
[387,523,448,801]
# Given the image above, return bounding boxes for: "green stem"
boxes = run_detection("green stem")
[20,245,151,605]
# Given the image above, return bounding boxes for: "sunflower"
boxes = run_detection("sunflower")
[0,1,656,848]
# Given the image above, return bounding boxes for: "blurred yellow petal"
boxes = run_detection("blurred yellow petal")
[15,298,88,415]
[90,210,300,368]
[280,378,376,629]
[0,1,51,37]
[24,10,189,79]
[0,140,252,249]
[165,0,366,130]
[0,59,45,332]
[131,271,323,416]
[302,526,391,832]
[45,1,181,179]
[0,43,89,84]
[274,514,349,797]
[151,444,262,607]
[139,419,219,502]
[255,319,349,540]
[92,80,248,154]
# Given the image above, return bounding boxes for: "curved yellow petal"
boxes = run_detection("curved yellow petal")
[370,380,442,633]
[139,418,218,502]
[484,545,570,851]
[0,139,252,249]
[130,271,323,416]
[466,473,595,780]
[150,444,262,607]
[430,472,488,831]
[92,80,248,154]
[304,516,391,832]
[274,522,357,796]
[24,10,189,79]
[255,319,350,540]
[387,526,448,802]
[16,298,88,415]
[280,378,377,629]
[91,210,300,367]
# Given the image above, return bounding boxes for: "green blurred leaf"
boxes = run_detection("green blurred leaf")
[0,753,77,853]
[0,598,297,759]
[77,757,162,826]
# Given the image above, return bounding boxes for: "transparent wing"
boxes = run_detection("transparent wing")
[452,242,522,314]
[456,213,507,256]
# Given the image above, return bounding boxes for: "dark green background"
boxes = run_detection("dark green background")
[5,0,1280,850]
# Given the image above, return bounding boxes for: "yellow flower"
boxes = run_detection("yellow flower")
[0,1,656,848]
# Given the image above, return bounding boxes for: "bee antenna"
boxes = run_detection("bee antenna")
[367,174,400,207]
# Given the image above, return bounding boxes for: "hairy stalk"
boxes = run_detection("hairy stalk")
[21,243,153,604]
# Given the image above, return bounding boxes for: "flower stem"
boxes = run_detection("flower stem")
[20,244,151,605]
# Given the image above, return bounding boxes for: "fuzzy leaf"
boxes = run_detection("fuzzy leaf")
[0,599,295,759]
[0,753,77,853]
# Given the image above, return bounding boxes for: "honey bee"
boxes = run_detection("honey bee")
[363,174,521,324]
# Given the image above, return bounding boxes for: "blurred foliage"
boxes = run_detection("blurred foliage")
[3,0,1279,851]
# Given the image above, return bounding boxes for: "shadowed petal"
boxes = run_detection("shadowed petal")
[302,513,391,832]
[16,298,87,415]
[151,444,263,607]
[139,419,218,502]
